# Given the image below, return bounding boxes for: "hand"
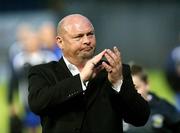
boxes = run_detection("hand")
[102,46,123,85]
[80,50,106,82]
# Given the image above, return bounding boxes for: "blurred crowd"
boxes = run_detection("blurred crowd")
[7,21,62,133]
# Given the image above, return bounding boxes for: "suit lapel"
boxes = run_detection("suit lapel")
[55,58,73,79]
[85,79,98,110]
[85,71,107,110]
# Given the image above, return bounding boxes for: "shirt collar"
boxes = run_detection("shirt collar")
[63,56,80,76]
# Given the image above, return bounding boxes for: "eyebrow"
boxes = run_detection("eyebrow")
[72,30,94,37]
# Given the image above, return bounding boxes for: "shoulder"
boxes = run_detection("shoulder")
[149,93,179,113]
[29,61,58,74]
[12,52,27,69]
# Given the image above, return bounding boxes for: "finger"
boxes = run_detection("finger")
[102,61,112,73]
[112,47,122,67]
[113,46,121,59]
[104,52,115,67]
[106,49,117,62]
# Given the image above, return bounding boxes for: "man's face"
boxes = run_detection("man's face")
[58,18,96,62]
[132,75,149,100]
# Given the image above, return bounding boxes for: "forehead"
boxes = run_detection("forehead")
[132,75,143,83]
[63,17,94,34]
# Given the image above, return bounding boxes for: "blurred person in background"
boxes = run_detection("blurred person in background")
[8,23,32,62]
[7,23,34,133]
[38,21,62,60]
[165,45,180,112]
[8,24,57,133]
[28,14,150,133]
[123,63,180,133]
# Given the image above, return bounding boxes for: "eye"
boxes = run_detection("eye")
[74,34,83,38]
[73,34,83,41]
[87,32,94,36]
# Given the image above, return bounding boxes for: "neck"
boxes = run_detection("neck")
[65,56,89,71]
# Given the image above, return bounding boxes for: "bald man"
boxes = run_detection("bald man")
[28,14,150,133]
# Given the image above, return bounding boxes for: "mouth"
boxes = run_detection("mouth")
[80,47,95,59]
[83,47,93,51]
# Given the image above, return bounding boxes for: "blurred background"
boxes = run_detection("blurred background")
[0,0,180,132]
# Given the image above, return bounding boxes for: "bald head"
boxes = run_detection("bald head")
[57,14,94,36]
[56,14,96,66]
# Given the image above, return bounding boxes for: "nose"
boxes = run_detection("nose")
[82,35,90,45]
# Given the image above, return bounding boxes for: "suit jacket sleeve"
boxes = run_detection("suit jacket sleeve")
[28,63,84,115]
[106,64,150,126]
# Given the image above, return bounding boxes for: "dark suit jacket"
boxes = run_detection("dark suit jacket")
[28,58,150,133]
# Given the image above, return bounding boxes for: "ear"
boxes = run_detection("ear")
[56,36,63,49]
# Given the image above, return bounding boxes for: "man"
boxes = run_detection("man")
[124,63,180,133]
[28,14,150,133]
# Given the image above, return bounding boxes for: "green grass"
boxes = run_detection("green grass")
[148,69,175,105]
[0,69,176,133]
[0,83,9,133]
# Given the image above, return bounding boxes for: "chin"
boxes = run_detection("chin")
[81,53,94,60]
